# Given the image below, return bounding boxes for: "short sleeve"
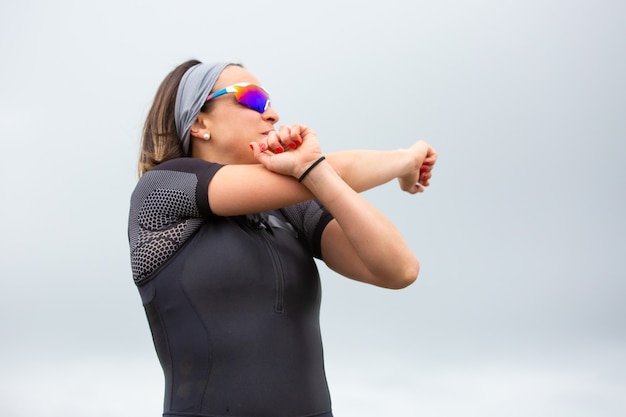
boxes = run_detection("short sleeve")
[128,158,223,284]
[279,200,334,260]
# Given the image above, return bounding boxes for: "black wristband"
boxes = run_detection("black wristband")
[297,156,326,182]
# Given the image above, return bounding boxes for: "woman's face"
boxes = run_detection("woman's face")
[194,65,280,164]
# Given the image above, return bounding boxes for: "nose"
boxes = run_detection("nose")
[262,106,279,124]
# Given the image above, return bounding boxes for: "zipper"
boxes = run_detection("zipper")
[249,214,285,314]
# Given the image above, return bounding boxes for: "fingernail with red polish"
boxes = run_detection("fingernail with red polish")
[249,144,254,150]
[275,147,284,153]
[288,143,296,150]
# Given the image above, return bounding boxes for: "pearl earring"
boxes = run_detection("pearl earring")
[203,133,211,141]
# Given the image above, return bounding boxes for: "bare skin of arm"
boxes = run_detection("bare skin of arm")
[207,124,437,288]
[209,124,437,214]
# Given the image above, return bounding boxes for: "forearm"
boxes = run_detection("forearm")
[209,149,410,216]
[302,160,419,287]
[325,149,413,193]
[216,130,434,217]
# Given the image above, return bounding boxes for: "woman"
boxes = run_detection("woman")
[128,59,437,417]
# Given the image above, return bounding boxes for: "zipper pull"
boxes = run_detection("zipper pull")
[247,213,273,233]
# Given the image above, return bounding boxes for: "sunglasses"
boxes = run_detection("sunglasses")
[206,83,271,113]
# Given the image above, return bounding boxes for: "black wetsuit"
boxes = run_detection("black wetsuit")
[128,158,334,417]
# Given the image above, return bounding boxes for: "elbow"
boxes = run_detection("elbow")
[383,258,420,290]
[397,261,420,289]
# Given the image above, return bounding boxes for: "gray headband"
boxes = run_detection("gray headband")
[175,62,232,155]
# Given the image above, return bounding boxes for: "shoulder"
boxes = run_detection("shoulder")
[149,157,223,176]
[137,158,224,190]
[132,158,224,217]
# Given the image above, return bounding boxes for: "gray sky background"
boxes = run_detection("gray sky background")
[1,1,624,416]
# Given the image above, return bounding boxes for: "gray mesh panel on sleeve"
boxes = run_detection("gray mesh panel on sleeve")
[280,200,332,258]
[129,170,204,284]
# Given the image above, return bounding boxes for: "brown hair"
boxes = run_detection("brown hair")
[138,59,201,176]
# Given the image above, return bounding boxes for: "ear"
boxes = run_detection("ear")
[190,113,211,140]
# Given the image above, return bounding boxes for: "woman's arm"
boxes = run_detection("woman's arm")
[212,124,435,289]
[208,124,436,216]
[326,143,437,194]
[307,164,421,289]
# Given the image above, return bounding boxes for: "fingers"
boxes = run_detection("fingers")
[266,131,285,153]
[419,161,433,183]
[251,139,270,153]
[279,125,303,150]
[249,141,272,165]
[418,145,437,186]
[419,163,433,187]
[398,141,437,194]
[423,146,438,167]
[249,124,322,178]
[250,123,318,161]
[261,125,306,154]
[424,154,437,169]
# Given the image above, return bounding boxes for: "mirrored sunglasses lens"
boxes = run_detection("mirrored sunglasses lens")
[235,86,270,113]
